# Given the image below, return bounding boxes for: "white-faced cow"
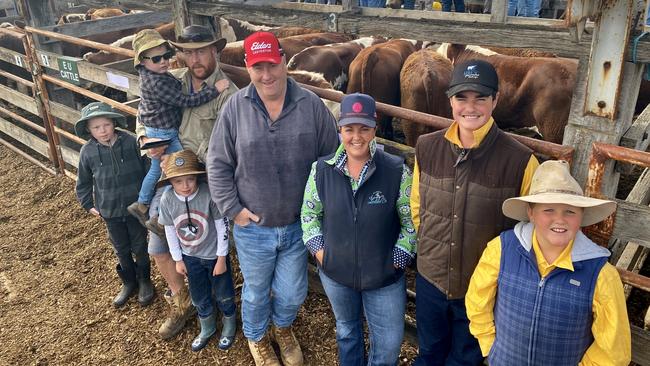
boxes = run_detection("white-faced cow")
[287,37,387,91]
[437,43,577,144]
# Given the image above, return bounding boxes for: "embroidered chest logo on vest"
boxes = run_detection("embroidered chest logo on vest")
[368,191,387,205]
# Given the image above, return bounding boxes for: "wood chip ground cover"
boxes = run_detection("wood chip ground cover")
[0,145,417,365]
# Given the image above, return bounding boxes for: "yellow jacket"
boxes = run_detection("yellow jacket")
[465,231,631,366]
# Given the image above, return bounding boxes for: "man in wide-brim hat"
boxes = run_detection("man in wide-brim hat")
[466,160,631,366]
[135,24,238,341]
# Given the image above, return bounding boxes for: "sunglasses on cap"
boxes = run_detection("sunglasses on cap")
[141,50,175,64]
[177,32,213,43]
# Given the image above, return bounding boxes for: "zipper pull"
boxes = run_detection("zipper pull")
[353,207,358,222]
[538,278,545,287]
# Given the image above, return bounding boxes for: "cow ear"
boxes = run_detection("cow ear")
[84,14,91,21]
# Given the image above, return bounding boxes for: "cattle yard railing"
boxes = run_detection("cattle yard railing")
[1,7,650,363]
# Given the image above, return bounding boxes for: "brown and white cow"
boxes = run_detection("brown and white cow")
[56,7,126,25]
[347,39,423,139]
[221,32,356,67]
[218,17,320,43]
[438,43,577,144]
[287,37,387,91]
[83,22,175,65]
[400,49,453,147]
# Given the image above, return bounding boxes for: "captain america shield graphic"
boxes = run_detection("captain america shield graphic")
[173,209,210,246]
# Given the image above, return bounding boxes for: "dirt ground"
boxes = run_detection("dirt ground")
[0,144,418,365]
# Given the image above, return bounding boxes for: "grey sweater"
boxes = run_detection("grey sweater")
[207,78,338,227]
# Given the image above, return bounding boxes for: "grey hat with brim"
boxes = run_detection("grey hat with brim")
[170,37,226,52]
[74,102,127,140]
[446,83,496,98]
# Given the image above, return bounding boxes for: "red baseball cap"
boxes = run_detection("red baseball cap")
[244,31,283,67]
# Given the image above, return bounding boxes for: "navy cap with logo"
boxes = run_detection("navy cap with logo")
[338,93,377,128]
[446,59,499,98]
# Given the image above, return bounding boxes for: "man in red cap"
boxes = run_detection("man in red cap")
[207,31,338,365]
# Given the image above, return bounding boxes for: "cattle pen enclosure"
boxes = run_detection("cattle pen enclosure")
[0,0,650,364]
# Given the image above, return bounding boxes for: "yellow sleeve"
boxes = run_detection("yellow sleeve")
[579,263,631,366]
[466,236,502,357]
[520,155,540,196]
[411,158,421,233]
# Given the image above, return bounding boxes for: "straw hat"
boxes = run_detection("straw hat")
[74,102,127,140]
[156,150,205,188]
[132,29,170,67]
[502,160,616,227]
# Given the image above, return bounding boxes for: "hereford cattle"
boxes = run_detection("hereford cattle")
[221,32,356,67]
[86,8,127,20]
[437,43,577,144]
[218,17,320,43]
[83,22,175,65]
[220,63,340,116]
[400,49,453,147]
[57,7,126,25]
[287,37,387,91]
[347,39,423,139]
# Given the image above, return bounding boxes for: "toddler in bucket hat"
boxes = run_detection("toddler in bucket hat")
[127,26,231,230]
[465,160,630,365]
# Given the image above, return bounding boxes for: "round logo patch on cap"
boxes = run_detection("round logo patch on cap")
[175,157,185,167]
[352,102,363,113]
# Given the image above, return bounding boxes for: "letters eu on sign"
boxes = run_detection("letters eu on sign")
[57,56,81,85]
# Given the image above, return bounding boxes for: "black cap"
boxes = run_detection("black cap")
[446,59,498,98]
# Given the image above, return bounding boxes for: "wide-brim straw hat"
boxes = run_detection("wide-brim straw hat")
[169,25,226,52]
[133,29,170,67]
[502,160,617,227]
[156,149,205,189]
[74,102,127,140]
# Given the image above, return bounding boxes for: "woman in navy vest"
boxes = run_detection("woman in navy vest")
[301,93,417,365]
[465,160,631,365]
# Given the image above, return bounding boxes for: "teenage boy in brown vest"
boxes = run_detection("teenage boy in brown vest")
[410,59,539,365]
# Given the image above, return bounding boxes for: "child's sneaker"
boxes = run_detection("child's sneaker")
[127,202,149,227]
[145,216,166,238]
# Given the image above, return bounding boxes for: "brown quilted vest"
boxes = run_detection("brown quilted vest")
[415,124,531,299]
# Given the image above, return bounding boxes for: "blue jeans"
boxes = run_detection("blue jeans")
[233,220,307,341]
[508,0,538,16]
[413,274,483,366]
[104,215,150,280]
[442,0,465,11]
[184,254,236,319]
[403,0,415,9]
[138,126,183,205]
[319,270,405,366]
[362,0,385,7]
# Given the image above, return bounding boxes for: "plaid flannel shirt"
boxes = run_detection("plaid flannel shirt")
[137,67,219,130]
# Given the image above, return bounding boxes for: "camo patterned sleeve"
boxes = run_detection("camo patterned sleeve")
[393,164,417,269]
[301,162,324,256]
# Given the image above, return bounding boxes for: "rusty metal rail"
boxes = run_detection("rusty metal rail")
[41,74,137,116]
[25,26,135,58]
[0,105,46,134]
[584,141,650,291]
[302,84,574,162]
[0,70,34,88]
[0,137,56,175]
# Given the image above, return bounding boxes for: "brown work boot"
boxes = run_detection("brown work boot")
[158,286,195,340]
[271,325,304,366]
[127,201,149,227]
[247,335,281,366]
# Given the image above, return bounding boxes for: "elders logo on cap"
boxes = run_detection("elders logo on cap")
[244,32,283,67]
